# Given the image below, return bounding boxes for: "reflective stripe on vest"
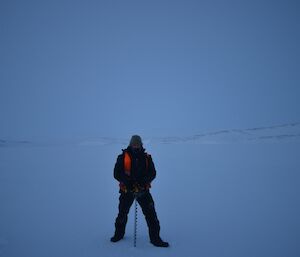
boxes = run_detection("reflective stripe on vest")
[123,151,149,176]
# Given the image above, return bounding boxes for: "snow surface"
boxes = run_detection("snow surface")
[1,127,300,257]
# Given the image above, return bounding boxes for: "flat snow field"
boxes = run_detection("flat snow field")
[0,142,299,257]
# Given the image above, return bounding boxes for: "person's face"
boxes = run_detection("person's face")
[131,143,141,151]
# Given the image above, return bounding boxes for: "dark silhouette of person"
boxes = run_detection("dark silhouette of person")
[111,135,169,247]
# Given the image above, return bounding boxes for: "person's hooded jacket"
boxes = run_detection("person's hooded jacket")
[113,146,156,192]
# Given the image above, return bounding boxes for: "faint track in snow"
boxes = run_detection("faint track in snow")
[1,122,300,147]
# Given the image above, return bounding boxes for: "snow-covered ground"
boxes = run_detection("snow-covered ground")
[1,126,300,257]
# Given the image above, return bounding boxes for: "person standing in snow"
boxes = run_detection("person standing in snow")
[111,135,169,247]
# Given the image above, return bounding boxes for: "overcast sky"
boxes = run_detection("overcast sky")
[0,0,299,141]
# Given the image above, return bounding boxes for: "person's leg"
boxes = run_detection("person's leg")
[137,191,169,247]
[111,192,135,242]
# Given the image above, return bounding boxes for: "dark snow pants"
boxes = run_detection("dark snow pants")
[114,190,161,242]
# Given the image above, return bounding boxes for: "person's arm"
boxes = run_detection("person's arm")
[147,155,156,182]
[113,154,123,182]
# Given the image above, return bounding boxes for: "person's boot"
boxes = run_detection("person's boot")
[147,221,169,247]
[110,220,126,242]
[150,237,169,247]
[110,232,124,242]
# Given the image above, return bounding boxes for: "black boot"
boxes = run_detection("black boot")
[148,224,169,247]
[110,232,124,242]
[110,220,126,243]
[150,237,169,247]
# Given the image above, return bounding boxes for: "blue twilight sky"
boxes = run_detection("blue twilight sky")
[0,0,299,141]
